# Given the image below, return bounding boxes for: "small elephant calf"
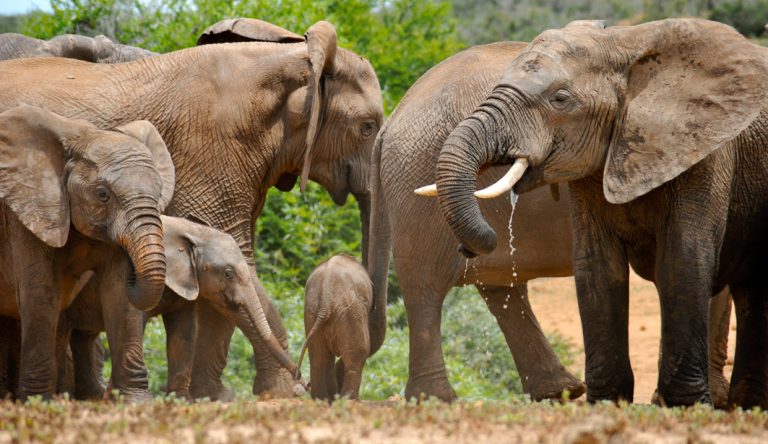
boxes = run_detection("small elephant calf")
[57,215,300,400]
[298,254,372,400]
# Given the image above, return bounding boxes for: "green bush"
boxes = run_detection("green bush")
[710,0,768,37]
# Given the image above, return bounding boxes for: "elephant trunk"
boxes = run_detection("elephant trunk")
[364,136,389,357]
[118,199,166,311]
[435,100,507,257]
[235,288,298,378]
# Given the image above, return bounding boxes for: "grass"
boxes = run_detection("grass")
[1,398,767,443]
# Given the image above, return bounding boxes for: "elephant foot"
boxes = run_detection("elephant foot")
[526,372,586,402]
[654,385,711,407]
[75,384,106,401]
[109,389,152,403]
[190,380,234,401]
[253,368,300,399]
[405,376,457,402]
[709,371,730,409]
[728,379,768,410]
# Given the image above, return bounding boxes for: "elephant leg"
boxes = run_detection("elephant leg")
[55,320,75,396]
[402,276,456,402]
[728,281,768,409]
[70,331,106,400]
[0,317,20,399]
[570,184,633,403]
[335,359,345,392]
[339,350,367,401]
[654,249,714,406]
[337,315,369,401]
[478,284,585,401]
[163,303,198,400]
[249,270,295,398]
[15,245,60,399]
[189,301,235,401]
[708,287,732,409]
[308,339,336,401]
[100,256,151,402]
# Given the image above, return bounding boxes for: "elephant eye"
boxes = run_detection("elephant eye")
[361,121,376,138]
[551,89,572,108]
[223,268,235,279]
[95,186,110,203]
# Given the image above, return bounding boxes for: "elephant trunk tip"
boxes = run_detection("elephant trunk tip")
[458,244,481,259]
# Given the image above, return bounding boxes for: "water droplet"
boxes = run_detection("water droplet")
[463,259,470,280]
[502,304,508,309]
[508,192,520,289]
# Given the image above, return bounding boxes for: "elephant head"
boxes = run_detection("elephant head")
[0,105,174,310]
[426,19,766,257]
[162,216,299,378]
[196,18,383,260]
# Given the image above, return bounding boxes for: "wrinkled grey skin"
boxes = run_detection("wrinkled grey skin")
[0,105,172,400]
[0,19,383,399]
[56,216,303,401]
[0,33,155,63]
[298,255,372,401]
[435,19,768,408]
[378,41,734,406]
[370,42,583,402]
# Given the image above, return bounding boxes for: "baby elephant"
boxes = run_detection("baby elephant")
[58,215,300,400]
[298,255,372,400]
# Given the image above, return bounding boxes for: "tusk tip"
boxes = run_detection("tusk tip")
[414,184,438,197]
[474,189,504,199]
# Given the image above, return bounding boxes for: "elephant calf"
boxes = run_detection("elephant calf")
[299,255,372,401]
[58,215,301,400]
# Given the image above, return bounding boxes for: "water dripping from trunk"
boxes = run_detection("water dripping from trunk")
[508,192,519,288]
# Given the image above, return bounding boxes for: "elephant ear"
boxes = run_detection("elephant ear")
[163,219,199,301]
[115,121,175,212]
[0,105,86,247]
[603,20,767,204]
[300,21,337,192]
[197,18,304,45]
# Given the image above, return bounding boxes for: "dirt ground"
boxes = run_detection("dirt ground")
[528,272,737,404]
[2,397,767,443]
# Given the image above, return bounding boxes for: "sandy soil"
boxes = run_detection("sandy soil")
[2,398,767,443]
[528,272,737,404]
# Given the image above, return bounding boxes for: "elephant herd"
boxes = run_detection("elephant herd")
[0,16,766,410]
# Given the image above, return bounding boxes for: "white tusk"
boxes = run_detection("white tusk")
[474,158,529,199]
[414,183,438,196]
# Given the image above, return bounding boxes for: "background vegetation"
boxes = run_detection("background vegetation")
[1,0,763,400]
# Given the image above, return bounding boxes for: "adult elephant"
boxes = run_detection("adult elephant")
[376,40,733,405]
[430,19,767,408]
[0,19,384,399]
[0,33,155,63]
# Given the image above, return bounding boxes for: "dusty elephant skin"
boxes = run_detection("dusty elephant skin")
[0,19,383,399]
[374,41,734,405]
[299,255,372,401]
[0,33,155,63]
[56,216,302,400]
[0,105,173,400]
[433,19,768,408]
[370,42,583,402]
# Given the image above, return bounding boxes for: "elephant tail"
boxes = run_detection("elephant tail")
[295,310,330,380]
